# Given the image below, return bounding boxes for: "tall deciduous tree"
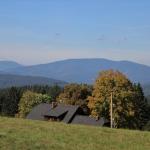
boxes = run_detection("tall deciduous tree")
[88,70,138,129]
[57,84,92,115]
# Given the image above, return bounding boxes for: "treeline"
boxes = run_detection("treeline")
[0,84,92,117]
[0,70,150,131]
[0,85,62,116]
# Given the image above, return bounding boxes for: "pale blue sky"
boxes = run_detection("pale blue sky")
[0,0,150,65]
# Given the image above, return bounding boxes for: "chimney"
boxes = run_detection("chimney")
[96,116,99,121]
[52,102,57,108]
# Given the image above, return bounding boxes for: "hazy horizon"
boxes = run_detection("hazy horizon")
[1,57,150,67]
[0,1,150,65]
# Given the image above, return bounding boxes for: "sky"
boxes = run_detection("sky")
[0,0,150,65]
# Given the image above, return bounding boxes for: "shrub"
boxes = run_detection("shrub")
[18,90,51,118]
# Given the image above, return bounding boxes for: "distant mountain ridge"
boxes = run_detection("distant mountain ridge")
[2,58,150,84]
[0,61,23,71]
[0,74,66,88]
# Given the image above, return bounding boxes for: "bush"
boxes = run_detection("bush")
[18,90,51,118]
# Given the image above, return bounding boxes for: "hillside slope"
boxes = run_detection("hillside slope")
[0,74,66,88]
[6,59,150,84]
[0,117,150,150]
[0,61,23,71]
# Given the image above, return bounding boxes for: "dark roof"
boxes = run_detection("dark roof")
[26,103,52,121]
[71,115,107,126]
[26,103,108,127]
[44,104,79,123]
[62,105,79,123]
[44,104,68,117]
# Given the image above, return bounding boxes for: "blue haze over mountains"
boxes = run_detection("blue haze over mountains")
[0,61,23,71]
[1,58,150,85]
[0,74,66,88]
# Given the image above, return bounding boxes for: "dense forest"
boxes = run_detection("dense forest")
[0,85,62,116]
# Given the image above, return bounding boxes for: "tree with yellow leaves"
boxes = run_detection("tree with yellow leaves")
[88,70,141,129]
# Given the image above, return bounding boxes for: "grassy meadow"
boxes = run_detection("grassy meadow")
[0,117,150,150]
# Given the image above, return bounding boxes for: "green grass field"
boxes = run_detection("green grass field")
[0,117,150,150]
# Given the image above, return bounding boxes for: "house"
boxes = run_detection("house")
[26,103,52,121]
[26,103,109,126]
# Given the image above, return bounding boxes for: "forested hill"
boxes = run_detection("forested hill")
[4,59,150,84]
[0,74,66,88]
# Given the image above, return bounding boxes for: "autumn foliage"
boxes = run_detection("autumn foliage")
[18,91,51,118]
[88,70,149,129]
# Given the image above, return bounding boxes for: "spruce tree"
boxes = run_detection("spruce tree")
[133,83,150,129]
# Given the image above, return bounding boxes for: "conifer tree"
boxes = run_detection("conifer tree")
[133,83,150,129]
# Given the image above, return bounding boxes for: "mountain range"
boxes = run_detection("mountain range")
[1,58,150,84]
[0,58,150,89]
[0,61,23,71]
